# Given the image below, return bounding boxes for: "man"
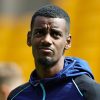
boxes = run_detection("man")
[0,62,23,100]
[7,4,100,100]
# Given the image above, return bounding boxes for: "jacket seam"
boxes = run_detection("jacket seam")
[10,84,31,100]
[72,78,83,97]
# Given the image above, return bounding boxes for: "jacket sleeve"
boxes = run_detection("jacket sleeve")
[74,75,100,100]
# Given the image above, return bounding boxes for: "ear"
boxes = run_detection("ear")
[27,31,32,46]
[65,34,71,50]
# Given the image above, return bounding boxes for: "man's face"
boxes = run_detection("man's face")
[30,16,71,67]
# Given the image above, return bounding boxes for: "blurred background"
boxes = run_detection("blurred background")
[0,0,100,82]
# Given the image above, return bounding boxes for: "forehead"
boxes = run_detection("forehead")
[32,16,67,31]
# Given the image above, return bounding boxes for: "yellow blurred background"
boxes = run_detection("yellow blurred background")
[0,0,100,82]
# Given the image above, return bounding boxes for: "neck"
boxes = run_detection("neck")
[35,56,65,79]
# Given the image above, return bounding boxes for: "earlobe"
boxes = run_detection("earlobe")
[27,31,32,47]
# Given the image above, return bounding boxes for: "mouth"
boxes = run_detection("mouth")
[38,47,54,54]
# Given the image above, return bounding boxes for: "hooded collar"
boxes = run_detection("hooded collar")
[29,57,94,86]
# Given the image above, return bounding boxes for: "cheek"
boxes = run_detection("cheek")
[31,37,40,47]
[55,41,66,54]
[31,39,39,55]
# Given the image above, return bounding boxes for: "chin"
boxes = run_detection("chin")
[37,56,56,67]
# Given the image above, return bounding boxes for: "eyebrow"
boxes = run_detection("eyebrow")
[33,26,63,34]
[51,28,63,33]
[33,24,59,29]
[33,27,43,30]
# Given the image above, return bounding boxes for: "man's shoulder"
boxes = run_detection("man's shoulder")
[74,74,97,89]
[74,75,100,100]
[7,82,31,100]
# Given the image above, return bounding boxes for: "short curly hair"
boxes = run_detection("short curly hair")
[31,4,70,30]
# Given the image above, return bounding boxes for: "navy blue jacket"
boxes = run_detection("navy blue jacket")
[7,57,94,100]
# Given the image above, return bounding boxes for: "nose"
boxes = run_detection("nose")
[41,33,52,45]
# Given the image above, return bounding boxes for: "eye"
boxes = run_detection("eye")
[32,29,45,37]
[51,30,62,39]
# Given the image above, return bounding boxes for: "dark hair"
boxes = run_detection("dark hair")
[31,4,70,30]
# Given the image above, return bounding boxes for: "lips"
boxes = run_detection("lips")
[39,47,53,51]
[38,47,54,54]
